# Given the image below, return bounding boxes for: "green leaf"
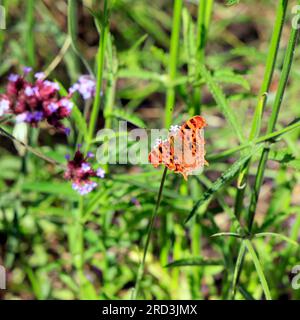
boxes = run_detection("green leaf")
[108,109,147,128]
[211,232,243,238]
[182,8,197,79]
[214,69,250,91]
[71,103,89,140]
[231,241,247,299]
[238,285,256,300]
[269,149,300,170]
[57,80,88,140]
[22,182,77,198]
[118,69,165,82]
[185,145,262,223]
[255,232,299,246]
[165,257,223,268]
[244,240,272,300]
[199,64,245,143]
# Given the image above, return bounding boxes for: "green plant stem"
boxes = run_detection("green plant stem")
[234,0,288,220]
[160,0,182,267]
[132,167,168,300]
[164,0,183,129]
[68,0,93,75]
[87,0,109,144]
[0,126,62,167]
[77,197,85,298]
[232,6,299,299]
[248,22,299,231]
[193,0,214,114]
[231,240,246,298]
[25,0,35,67]
[196,0,213,60]
[244,240,272,300]
[208,119,300,162]
[231,0,288,298]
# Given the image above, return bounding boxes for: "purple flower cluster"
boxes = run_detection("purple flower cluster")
[64,146,105,195]
[70,75,96,100]
[0,67,73,133]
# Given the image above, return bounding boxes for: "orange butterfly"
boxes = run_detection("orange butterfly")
[149,116,208,180]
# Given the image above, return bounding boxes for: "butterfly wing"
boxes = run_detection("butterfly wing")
[149,116,207,179]
[173,116,207,179]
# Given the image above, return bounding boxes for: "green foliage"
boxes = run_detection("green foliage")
[0,0,299,301]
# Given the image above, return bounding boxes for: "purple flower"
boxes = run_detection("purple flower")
[81,163,91,172]
[44,80,60,91]
[8,74,19,82]
[72,181,98,195]
[131,197,141,208]
[23,66,33,75]
[48,102,59,113]
[69,83,79,95]
[24,86,35,97]
[71,75,96,100]
[26,111,44,122]
[34,72,46,80]
[64,127,71,136]
[96,168,105,179]
[64,147,106,196]
[60,99,73,112]
[0,99,10,117]
[0,69,75,133]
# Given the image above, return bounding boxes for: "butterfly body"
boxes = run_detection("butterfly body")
[149,116,208,180]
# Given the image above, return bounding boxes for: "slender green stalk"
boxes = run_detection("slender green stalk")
[231,240,246,298]
[160,0,182,267]
[44,36,72,77]
[104,34,117,131]
[244,240,272,300]
[87,0,109,144]
[193,0,214,115]
[0,126,61,167]
[231,0,288,296]
[248,21,299,230]
[68,0,93,75]
[132,167,168,300]
[234,0,288,220]
[102,34,117,173]
[164,0,183,128]
[232,6,299,298]
[25,0,35,67]
[77,197,85,298]
[196,0,213,60]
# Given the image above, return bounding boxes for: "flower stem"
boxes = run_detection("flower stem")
[132,167,168,300]
[193,0,214,115]
[68,0,93,76]
[164,0,183,129]
[0,126,61,167]
[160,0,182,267]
